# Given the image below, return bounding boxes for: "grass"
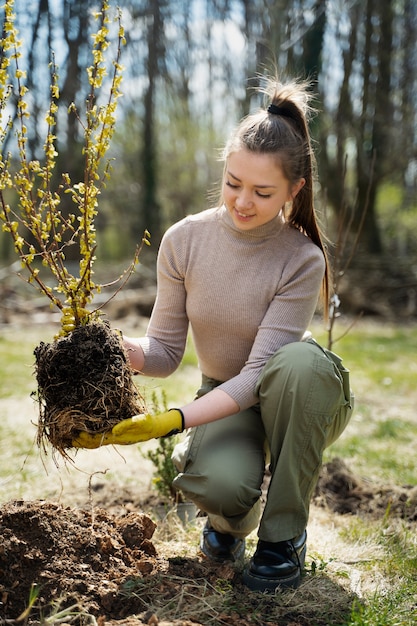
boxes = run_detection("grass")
[1,314,417,624]
[0,326,41,398]
[132,514,359,625]
[311,319,417,487]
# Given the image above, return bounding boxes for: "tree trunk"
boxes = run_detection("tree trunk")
[141,0,164,244]
[355,0,393,254]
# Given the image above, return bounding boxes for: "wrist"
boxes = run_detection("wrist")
[123,336,145,371]
[169,408,185,431]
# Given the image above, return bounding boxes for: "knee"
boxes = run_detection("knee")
[276,341,318,371]
[175,469,261,518]
[258,341,318,389]
[257,340,349,424]
[208,472,260,517]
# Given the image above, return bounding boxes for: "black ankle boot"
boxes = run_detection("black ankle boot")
[242,530,307,591]
[200,521,245,563]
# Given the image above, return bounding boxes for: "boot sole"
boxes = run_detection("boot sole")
[242,544,307,592]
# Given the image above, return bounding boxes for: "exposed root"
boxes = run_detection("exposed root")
[34,320,145,459]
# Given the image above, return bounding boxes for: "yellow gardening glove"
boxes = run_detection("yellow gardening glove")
[72,409,184,449]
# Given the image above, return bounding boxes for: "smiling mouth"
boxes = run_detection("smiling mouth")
[235,209,254,218]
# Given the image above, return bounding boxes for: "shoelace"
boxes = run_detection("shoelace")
[289,538,302,569]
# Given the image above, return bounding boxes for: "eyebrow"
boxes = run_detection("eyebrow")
[227,169,277,189]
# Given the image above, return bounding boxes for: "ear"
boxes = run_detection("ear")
[291,178,305,199]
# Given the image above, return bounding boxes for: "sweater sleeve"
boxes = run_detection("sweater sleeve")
[217,243,325,410]
[137,224,189,377]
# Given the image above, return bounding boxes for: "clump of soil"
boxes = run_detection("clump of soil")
[313,457,417,521]
[34,321,145,458]
[0,499,240,625]
[0,500,159,621]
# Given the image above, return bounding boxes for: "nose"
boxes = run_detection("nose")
[236,190,253,209]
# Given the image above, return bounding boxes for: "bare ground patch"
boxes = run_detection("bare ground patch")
[1,445,416,625]
[1,318,416,625]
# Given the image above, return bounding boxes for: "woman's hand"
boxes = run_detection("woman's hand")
[72,409,184,448]
[123,335,146,372]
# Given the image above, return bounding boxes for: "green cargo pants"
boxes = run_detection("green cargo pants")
[172,338,354,542]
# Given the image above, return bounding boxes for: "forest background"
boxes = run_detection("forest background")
[0,0,416,321]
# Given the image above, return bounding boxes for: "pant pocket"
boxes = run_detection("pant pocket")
[325,398,354,447]
[323,347,354,410]
[322,348,354,446]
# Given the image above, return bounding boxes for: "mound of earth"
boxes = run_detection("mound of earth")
[0,500,240,626]
[313,457,417,521]
[0,500,160,622]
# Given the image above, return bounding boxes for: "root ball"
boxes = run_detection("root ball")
[34,320,145,457]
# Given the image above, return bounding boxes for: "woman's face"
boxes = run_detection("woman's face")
[223,148,305,231]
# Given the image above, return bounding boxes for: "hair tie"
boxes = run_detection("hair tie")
[267,103,292,118]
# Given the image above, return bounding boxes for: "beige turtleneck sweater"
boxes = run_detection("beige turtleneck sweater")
[138,205,325,410]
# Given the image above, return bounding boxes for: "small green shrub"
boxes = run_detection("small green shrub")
[143,390,183,504]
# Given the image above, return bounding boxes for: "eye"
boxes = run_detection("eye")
[225,181,239,189]
[256,191,272,198]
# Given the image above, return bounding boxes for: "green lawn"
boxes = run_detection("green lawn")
[311,319,417,486]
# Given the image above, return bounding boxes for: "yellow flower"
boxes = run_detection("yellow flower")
[0,0,134,330]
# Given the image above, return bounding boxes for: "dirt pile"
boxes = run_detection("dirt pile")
[0,500,159,622]
[313,457,417,521]
[0,499,246,625]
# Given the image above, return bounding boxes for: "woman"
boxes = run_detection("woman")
[75,77,354,592]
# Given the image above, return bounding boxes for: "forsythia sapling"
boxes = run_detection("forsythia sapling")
[0,0,149,459]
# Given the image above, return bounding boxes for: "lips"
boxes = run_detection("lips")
[235,209,254,220]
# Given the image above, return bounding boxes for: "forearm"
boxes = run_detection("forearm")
[124,333,240,428]
[123,336,145,372]
[73,385,241,448]
[180,388,240,428]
